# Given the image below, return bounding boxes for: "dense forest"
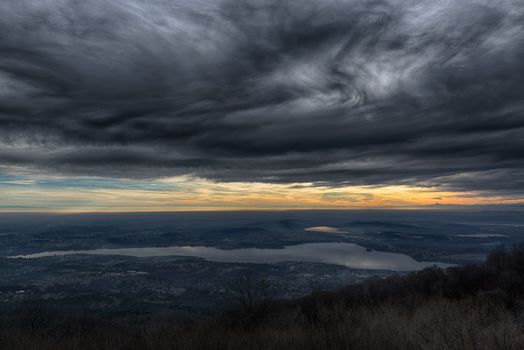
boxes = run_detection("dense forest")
[3,245,524,350]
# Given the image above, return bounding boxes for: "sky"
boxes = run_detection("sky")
[0,0,523,212]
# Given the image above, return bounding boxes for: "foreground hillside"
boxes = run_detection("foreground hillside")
[3,245,524,350]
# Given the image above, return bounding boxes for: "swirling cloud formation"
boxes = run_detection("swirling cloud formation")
[1,0,523,195]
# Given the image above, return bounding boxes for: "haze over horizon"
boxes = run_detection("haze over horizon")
[1,0,524,212]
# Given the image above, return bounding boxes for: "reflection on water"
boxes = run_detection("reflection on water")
[10,243,453,271]
[304,226,349,234]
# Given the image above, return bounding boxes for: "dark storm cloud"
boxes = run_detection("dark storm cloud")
[1,0,524,193]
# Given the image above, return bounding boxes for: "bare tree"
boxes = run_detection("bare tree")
[231,273,275,327]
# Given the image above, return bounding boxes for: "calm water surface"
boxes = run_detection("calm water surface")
[11,243,453,271]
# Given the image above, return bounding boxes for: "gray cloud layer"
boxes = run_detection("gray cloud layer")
[1,0,523,194]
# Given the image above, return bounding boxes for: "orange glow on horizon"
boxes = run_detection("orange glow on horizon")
[1,176,523,213]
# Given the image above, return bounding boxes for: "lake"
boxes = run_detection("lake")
[11,242,453,271]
